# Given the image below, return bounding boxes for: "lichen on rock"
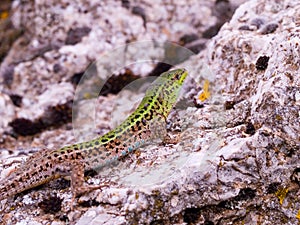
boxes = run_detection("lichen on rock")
[0,0,299,224]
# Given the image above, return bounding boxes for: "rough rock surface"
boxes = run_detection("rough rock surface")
[0,0,299,224]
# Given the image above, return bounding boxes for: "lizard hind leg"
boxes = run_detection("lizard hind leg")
[70,161,105,208]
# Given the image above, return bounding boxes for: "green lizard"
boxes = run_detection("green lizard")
[0,68,188,202]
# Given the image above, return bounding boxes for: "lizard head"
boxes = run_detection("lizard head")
[160,68,188,86]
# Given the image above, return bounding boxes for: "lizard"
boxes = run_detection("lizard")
[0,68,188,203]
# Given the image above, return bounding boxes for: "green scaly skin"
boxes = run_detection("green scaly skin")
[0,68,188,201]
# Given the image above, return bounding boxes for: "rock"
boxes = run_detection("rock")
[0,0,299,224]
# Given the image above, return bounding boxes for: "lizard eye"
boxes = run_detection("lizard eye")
[175,72,181,80]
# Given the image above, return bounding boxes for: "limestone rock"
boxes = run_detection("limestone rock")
[0,0,299,224]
